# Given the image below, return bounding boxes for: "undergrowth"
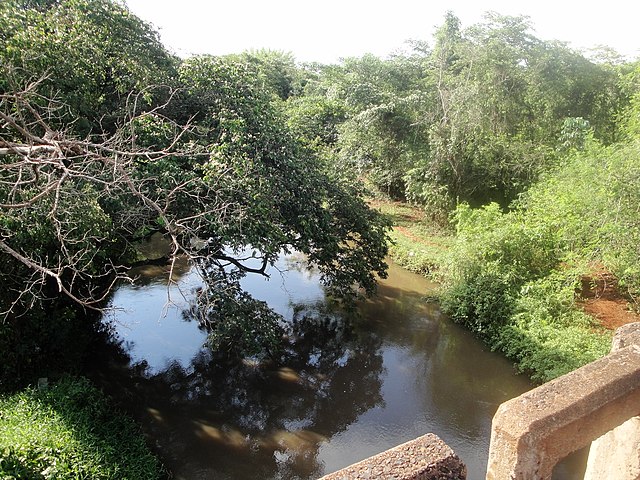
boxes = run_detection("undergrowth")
[438,137,640,382]
[492,272,612,382]
[0,376,164,480]
[372,199,451,277]
[375,139,640,383]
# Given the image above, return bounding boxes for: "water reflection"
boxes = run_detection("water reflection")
[95,303,385,479]
[90,256,584,480]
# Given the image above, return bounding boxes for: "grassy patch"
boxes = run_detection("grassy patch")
[0,377,163,480]
[387,229,451,276]
[370,199,452,277]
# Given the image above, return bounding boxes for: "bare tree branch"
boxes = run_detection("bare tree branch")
[0,75,272,316]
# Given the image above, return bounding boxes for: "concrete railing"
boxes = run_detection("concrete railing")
[487,322,640,479]
[584,323,640,480]
[319,434,466,480]
[319,323,640,480]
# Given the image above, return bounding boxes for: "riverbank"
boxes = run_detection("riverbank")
[0,197,630,480]
[370,199,451,279]
[372,198,635,383]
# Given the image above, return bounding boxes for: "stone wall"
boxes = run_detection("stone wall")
[319,433,466,480]
[583,323,640,480]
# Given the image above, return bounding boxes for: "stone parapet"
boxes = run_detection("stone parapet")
[319,433,466,480]
[486,322,640,480]
[584,323,640,480]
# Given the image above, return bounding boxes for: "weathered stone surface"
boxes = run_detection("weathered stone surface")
[486,322,640,480]
[584,416,640,480]
[319,433,466,480]
[612,322,640,351]
[584,322,640,480]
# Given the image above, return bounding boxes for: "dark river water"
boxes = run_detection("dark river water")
[91,251,587,480]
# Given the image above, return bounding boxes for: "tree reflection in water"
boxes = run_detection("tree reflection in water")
[89,257,567,479]
[95,300,384,480]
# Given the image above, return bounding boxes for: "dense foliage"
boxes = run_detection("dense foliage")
[0,0,390,373]
[440,202,612,382]
[0,0,638,412]
[0,0,178,134]
[1,0,639,475]
[435,67,640,380]
[275,12,638,381]
[0,377,163,479]
[293,13,625,220]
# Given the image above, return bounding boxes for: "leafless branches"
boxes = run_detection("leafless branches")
[0,75,250,316]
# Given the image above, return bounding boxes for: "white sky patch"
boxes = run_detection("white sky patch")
[125,0,640,63]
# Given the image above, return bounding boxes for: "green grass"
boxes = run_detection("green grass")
[371,199,452,277]
[387,229,451,276]
[0,377,163,480]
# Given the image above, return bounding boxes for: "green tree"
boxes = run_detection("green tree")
[1,50,391,361]
[223,49,300,101]
[177,56,390,297]
[619,61,640,139]
[405,13,623,215]
[0,0,178,134]
[285,95,346,149]
[326,53,430,197]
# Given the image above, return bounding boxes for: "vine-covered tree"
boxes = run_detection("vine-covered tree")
[310,12,625,218]
[0,0,179,135]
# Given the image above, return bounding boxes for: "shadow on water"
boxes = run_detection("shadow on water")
[86,256,588,480]
[90,307,385,479]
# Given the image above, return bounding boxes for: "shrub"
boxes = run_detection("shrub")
[441,201,612,382]
[0,377,163,480]
[494,272,612,382]
[441,265,515,338]
[521,140,640,304]
[441,203,559,336]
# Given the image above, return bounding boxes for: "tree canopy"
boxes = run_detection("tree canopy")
[0,0,390,369]
[300,12,625,218]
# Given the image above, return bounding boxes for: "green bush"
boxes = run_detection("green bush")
[441,202,559,334]
[521,140,640,302]
[0,377,163,480]
[442,266,515,338]
[495,273,612,382]
[441,200,613,382]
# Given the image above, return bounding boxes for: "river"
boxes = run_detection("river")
[89,251,587,479]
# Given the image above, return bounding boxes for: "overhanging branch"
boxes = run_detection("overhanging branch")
[215,253,271,277]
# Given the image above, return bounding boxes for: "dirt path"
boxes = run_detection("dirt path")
[579,272,640,330]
